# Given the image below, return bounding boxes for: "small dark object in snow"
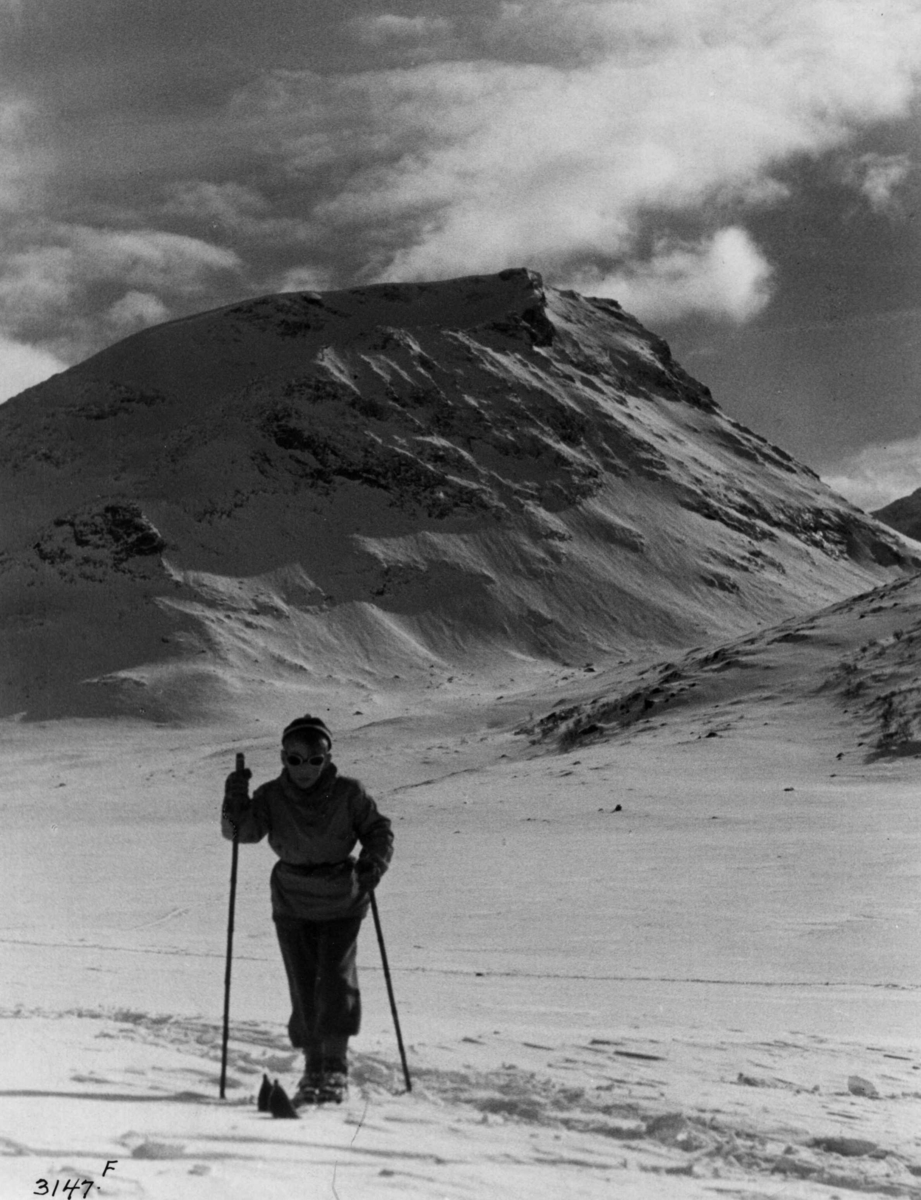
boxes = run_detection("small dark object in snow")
[847,1074,880,1098]
[811,1136,880,1157]
[614,803,622,811]
[783,786,794,791]
[257,1073,272,1112]
[269,1080,299,1118]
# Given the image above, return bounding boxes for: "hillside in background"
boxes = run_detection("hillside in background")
[519,568,921,762]
[874,487,921,542]
[1,268,917,721]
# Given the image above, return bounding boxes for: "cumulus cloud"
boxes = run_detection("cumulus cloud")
[566,227,774,323]
[237,0,921,313]
[0,336,66,403]
[823,436,921,512]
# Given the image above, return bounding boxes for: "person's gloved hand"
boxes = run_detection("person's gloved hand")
[223,767,252,821]
[355,857,385,893]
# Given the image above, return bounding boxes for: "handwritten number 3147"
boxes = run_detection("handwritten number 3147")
[34,1182,95,1197]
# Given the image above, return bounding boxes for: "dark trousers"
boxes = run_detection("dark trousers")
[273,914,363,1051]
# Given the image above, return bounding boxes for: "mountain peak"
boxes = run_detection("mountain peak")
[1,272,916,720]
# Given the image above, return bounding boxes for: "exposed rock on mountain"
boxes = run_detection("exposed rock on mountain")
[1,268,917,720]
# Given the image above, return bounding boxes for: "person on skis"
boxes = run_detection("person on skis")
[221,714,393,1105]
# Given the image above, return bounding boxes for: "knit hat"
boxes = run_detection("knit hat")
[282,714,333,748]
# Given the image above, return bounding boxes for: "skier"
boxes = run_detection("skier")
[221,714,393,1105]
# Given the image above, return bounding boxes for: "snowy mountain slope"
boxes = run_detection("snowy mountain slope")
[1,268,917,720]
[875,487,921,541]
[520,568,921,761]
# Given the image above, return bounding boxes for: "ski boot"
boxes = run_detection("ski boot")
[293,1052,325,1107]
[316,1054,349,1104]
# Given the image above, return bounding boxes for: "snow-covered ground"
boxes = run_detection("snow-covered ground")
[3,584,920,1199]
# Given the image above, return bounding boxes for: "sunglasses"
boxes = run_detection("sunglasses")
[284,752,327,767]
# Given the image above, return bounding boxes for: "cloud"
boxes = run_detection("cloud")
[163,181,270,224]
[0,226,239,314]
[106,290,170,332]
[65,227,240,291]
[349,14,454,44]
[238,0,921,312]
[0,97,48,210]
[0,335,66,403]
[823,436,921,512]
[0,224,241,359]
[481,0,682,65]
[276,264,335,293]
[566,227,774,323]
[845,152,913,216]
[1,0,920,361]
[161,181,317,244]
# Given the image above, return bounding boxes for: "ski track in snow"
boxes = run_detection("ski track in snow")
[5,935,921,993]
[1,1007,920,1199]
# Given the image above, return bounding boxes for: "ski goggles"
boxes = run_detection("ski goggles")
[284,752,327,767]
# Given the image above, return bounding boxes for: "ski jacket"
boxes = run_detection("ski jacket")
[221,764,393,920]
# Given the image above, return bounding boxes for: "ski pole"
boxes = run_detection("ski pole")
[369,889,412,1092]
[219,752,245,1099]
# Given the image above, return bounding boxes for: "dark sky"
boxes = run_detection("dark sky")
[2,0,921,507]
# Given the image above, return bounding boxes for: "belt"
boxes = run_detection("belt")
[279,859,352,876]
